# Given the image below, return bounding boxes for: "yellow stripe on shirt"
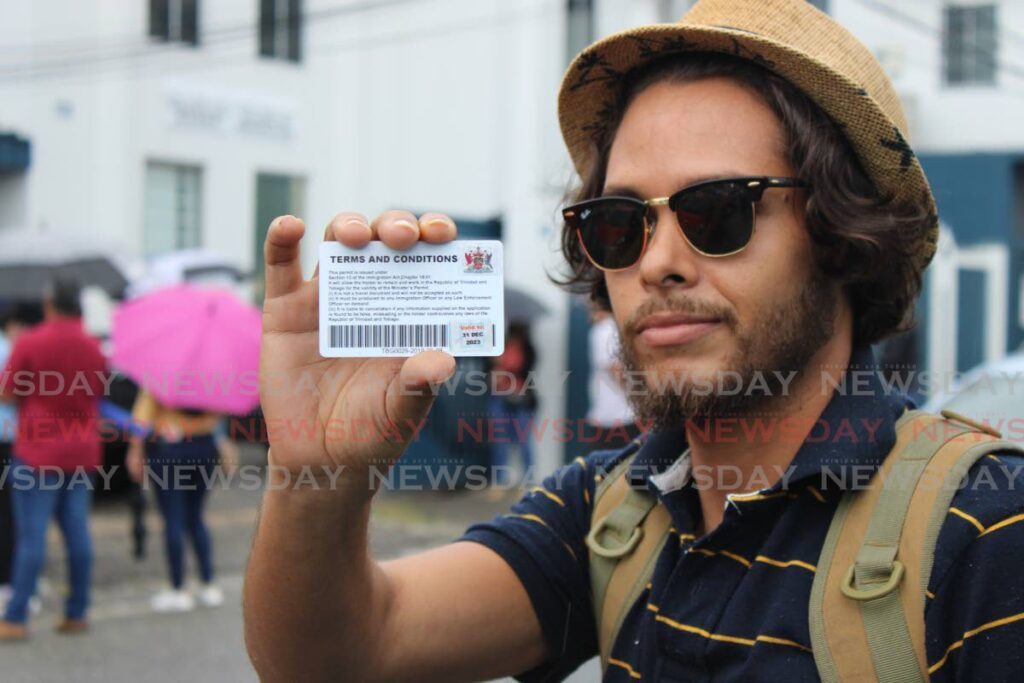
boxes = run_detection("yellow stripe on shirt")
[928,610,1024,674]
[528,486,566,508]
[979,512,1024,538]
[685,547,752,569]
[755,555,817,573]
[806,487,827,503]
[608,657,642,679]
[647,604,811,653]
[949,507,986,534]
[505,513,577,561]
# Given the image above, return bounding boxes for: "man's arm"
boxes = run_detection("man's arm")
[245,211,553,683]
[243,467,548,683]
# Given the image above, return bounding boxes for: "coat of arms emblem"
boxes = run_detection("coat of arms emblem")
[464,246,494,273]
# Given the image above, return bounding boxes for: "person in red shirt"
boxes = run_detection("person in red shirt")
[0,278,107,640]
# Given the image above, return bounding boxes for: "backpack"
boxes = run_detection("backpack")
[586,409,1024,681]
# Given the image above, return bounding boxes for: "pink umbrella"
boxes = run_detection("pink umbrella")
[111,284,262,415]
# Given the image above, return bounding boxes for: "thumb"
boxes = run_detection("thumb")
[383,350,456,443]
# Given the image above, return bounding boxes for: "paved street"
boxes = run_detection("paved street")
[1,448,599,682]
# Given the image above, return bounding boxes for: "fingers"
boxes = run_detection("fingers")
[264,215,306,299]
[417,213,457,243]
[384,350,457,438]
[372,210,422,251]
[403,349,458,389]
[329,212,373,247]
[324,210,458,250]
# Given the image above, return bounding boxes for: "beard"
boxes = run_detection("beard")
[616,266,839,429]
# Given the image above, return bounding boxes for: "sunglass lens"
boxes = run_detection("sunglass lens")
[673,182,753,255]
[573,200,646,270]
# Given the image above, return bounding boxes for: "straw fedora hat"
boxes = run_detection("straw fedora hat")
[558,0,938,269]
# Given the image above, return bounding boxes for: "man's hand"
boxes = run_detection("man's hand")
[247,211,548,683]
[259,211,458,496]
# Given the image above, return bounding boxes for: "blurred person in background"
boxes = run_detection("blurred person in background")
[487,321,538,494]
[126,390,235,612]
[0,279,107,640]
[585,304,640,449]
[0,305,33,610]
[0,303,43,617]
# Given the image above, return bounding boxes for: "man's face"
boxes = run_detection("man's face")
[3,322,23,342]
[603,77,840,425]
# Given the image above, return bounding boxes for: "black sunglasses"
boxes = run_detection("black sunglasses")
[563,176,807,271]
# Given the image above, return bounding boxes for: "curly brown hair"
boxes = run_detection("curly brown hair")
[556,52,933,346]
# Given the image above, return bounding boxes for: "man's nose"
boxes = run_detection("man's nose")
[637,205,701,289]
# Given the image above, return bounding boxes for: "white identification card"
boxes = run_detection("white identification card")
[319,240,505,358]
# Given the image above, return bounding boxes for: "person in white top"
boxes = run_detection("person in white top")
[585,306,639,448]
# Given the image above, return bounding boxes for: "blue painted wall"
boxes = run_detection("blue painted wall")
[918,152,1024,360]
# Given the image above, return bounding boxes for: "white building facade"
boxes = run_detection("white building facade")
[0,0,584,475]
[1,0,1020,473]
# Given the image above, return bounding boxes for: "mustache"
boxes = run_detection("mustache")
[621,297,736,336]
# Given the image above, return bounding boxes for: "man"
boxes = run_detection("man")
[0,279,107,640]
[244,1,1023,680]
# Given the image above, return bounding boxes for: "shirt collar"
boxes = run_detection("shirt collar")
[626,344,916,493]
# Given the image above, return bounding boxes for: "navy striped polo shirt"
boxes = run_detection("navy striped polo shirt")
[459,345,1024,681]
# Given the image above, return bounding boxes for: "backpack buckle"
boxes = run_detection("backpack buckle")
[586,513,645,559]
[840,560,905,601]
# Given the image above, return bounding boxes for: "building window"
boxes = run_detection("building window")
[254,173,305,301]
[567,0,594,64]
[944,4,997,85]
[260,0,303,62]
[149,0,199,45]
[144,162,202,255]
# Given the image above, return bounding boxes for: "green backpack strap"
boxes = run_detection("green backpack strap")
[810,409,1024,682]
[587,451,672,672]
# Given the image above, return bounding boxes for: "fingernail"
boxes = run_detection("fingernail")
[344,218,370,231]
[426,218,454,230]
[393,219,418,234]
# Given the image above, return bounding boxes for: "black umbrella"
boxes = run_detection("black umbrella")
[0,228,132,299]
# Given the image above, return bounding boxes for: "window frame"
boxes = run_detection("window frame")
[143,161,204,256]
[943,3,998,87]
[259,0,303,63]
[149,0,200,46]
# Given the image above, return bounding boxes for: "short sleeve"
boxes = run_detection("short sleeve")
[458,450,626,682]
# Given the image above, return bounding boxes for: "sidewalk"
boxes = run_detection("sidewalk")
[2,447,605,682]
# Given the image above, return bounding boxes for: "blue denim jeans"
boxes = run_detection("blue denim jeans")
[3,457,94,624]
[148,436,217,589]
